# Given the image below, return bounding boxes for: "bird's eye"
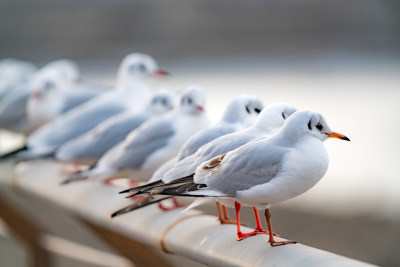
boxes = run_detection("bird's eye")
[308,120,312,130]
[282,112,286,119]
[187,97,193,104]
[138,63,147,72]
[245,105,251,114]
[44,81,54,90]
[316,124,323,131]
[254,108,261,114]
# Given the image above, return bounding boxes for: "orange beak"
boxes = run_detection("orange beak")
[325,132,350,141]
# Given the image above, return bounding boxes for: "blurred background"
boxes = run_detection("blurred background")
[0,0,399,266]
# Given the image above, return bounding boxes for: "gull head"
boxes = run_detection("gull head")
[148,88,176,115]
[282,110,350,142]
[29,67,69,100]
[44,59,80,82]
[255,103,298,133]
[179,85,206,115]
[221,94,264,127]
[117,53,168,83]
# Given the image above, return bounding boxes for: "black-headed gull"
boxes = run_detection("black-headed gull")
[61,85,210,185]
[120,103,297,218]
[147,94,264,210]
[26,62,109,129]
[4,53,167,160]
[55,88,177,165]
[112,110,350,246]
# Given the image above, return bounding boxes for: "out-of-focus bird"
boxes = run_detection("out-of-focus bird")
[26,60,109,129]
[120,103,297,220]
[2,53,168,160]
[61,85,210,185]
[55,88,177,165]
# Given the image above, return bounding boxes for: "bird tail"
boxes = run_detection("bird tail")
[59,163,100,185]
[0,145,28,160]
[113,174,223,216]
[60,171,90,185]
[119,179,165,195]
[15,150,55,162]
[120,173,196,198]
[111,196,172,218]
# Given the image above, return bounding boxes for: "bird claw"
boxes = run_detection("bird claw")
[270,240,297,247]
[219,218,237,225]
[237,228,281,241]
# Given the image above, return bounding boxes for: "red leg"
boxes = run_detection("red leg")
[265,209,296,246]
[60,163,84,176]
[102,177,120,186]
[157,197,184,211]
[158,201,171,211]
[235,202,245,240]
[219,204,236,224]
[172,197,185,208]
[252,208,281,237]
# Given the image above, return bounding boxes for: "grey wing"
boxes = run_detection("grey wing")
[205,141,289,196]
[57,113,148,160]
[28,97,125,148]
[198,131,259,163]
[0,87,29,126]
[177,124,237,160]
[111,118,176,170]
[163,131,258,183]
[60,84,109,113]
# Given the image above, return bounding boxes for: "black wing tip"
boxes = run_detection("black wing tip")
[0,145,28,160]
[119,188,132,194]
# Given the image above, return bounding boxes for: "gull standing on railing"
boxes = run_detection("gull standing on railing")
[26,61,109,129]
[120,103,297,221]
[61,85,210,185]
[113,110,350,247]
[2,53,168,160]
[147,94,265,210]
[55,88,177,165]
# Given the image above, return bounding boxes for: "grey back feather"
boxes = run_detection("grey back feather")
[205,139,290,196]
[177,124,238,160]
[111,118,176,170]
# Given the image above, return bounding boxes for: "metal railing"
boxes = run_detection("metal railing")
[0,160,372,267]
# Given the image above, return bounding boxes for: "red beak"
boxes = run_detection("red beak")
[31,90,41,98]
[153,69,170,77]
[197,105,204,111]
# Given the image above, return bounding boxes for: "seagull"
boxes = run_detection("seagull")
[61,85,210,185]
[55,88,177,165]
[3,53,167,160]
[0,59,87,134]
[0,58,36,101]
[147,94,264,210]
[26,60,109,129]
[0,59,37,133]
[120,103,297,220]
[112,110,350,247]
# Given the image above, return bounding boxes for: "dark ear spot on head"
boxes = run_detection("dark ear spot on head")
[246,105,250,114]
[282,112,286,119]
[308,120,312,130]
